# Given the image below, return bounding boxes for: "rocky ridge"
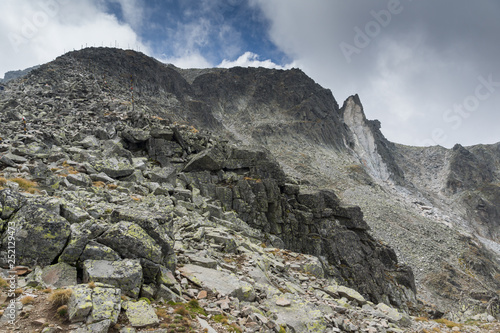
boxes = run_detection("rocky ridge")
[0,47,499,332]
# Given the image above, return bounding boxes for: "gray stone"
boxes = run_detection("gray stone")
[97,221,163,263]
[148,165,177,184]
[90,172,115,183]
[0,204,71,267]
[122,128,150,143]
[61,203,91,223]
[80,241,121,262]
[197,317,217,333]
[337,285,367,305]
[155,284,183,302]
[125,300,159,327]
[68,284,93,323]
[0,188,27,219]
[92,157,134,178]
[40,262,77,288]
[183,147,225,172]
[376,303,411,327]
[140,283,157,299]
[186,254,217,269]
[83,259,143,298]
[179,264,255,301]
[109,208,175,268]
[80,135,101,149]
[58,224,91,265]
[66,173,92,187]
[89,286,122,324]
[72,319,111,333]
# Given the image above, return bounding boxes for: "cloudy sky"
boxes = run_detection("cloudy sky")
[1,0,499,147]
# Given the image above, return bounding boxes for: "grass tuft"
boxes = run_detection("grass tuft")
[11,177,38,191]
[56,305,68,318]
[186,298,207,316]
[20,296,35,305]
[48,289,72,307]
[434,318,462,328]
[174,305,189,317]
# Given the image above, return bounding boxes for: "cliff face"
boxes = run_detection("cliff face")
[1,48,500,323]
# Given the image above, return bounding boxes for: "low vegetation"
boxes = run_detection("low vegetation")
[20,296,35,305]
[433,318,462,328]
[9,177,39,194]
[48,289,72,307]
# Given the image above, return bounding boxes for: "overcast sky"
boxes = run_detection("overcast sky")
[1,0,499,148]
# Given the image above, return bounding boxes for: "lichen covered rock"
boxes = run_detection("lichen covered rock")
[97,221,163,264]
[124,299,159,327]
[83,259,143,298]
[0,204,71,266]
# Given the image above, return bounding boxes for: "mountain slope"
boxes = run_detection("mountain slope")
[1,48,499,324]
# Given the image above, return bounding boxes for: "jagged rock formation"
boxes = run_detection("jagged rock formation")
[0,65,39,83]
[0,47,499,332]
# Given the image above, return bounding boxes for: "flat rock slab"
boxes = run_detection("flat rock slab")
[197,317,217,333]
[125,300,159,327]
[71,319,111,333]
[337,285,367,305]
[186,254,217,269]
[265,296,329,333]
[83,259,143,298]
[41,262,77,288]
[179,264,255,301]
[92,157,134,179]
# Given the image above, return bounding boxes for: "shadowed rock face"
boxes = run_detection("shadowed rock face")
[1,47,500,319]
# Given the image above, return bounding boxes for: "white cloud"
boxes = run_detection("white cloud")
[218,52,293,69]
[159,52,212,69]
[107,0,144,29]
[0,0,149,78]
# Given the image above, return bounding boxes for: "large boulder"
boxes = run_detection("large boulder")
[147,137,182,167]
[124,300,159,328]
[68,284,93,323]
[82,259,143,298]
[122,127,150,143]
[0,189,27,219]
[40,262,77,288]
[67,284,122,326]
[91,157,134,179]
[110,208,175,269]
[183,147,226,172]
[80,241,121,262]
[0,204,71,266]
[89,286,122,324]
[58,224,92,265]
[96,221,163,264]
[148,165,177,184]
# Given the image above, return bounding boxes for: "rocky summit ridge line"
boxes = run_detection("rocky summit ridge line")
[0,47,499,332]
